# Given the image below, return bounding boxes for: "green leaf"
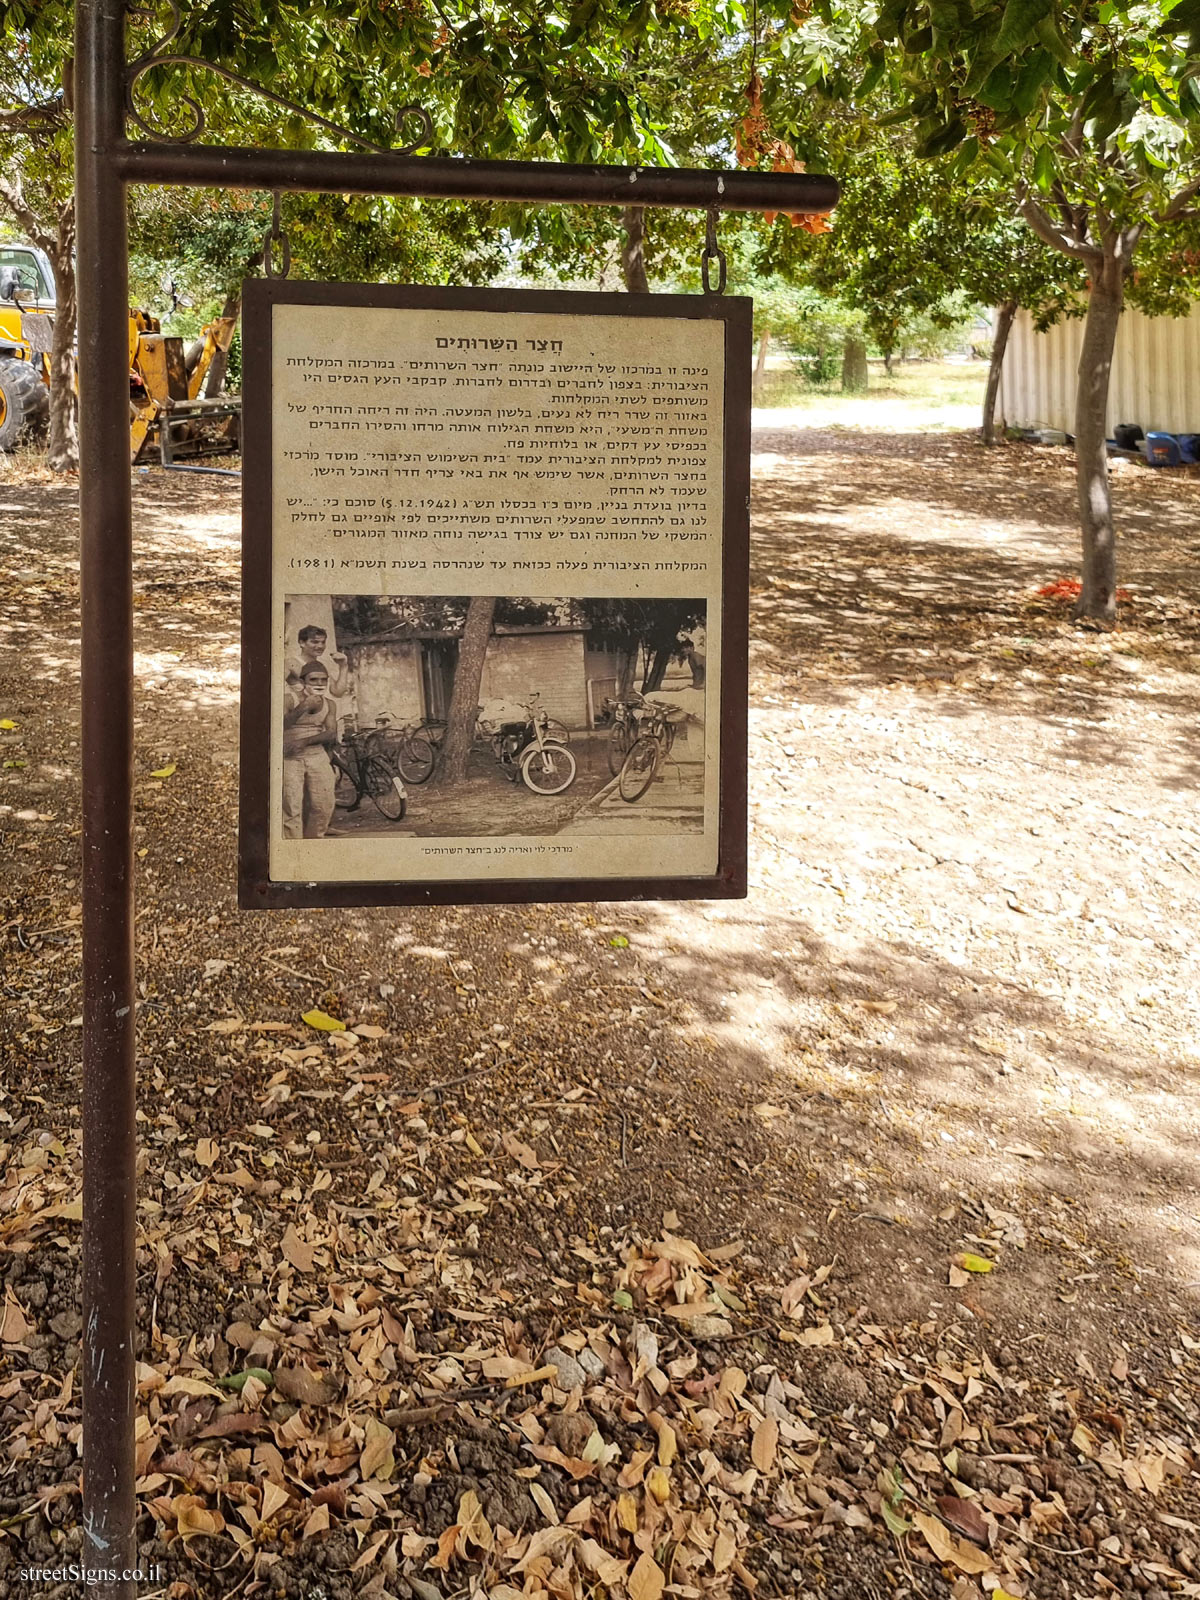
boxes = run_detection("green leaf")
[1033,11,1075,66]
[955,1252,996,1274]
[995,0,1051,55]
[216,1367,274,1391]
[612,1289,634,1309]
[918,116,969,158]
[1033,142,1056,192]
[609,935,629,948]
[1012,49,1053,116]
[952,135,981,175]
[857,50,888,98]
[976,63,1015,112]
[881,1501,912,1537]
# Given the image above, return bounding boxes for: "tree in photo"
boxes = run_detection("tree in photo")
[577,599,707,694]
[436,596,498,787]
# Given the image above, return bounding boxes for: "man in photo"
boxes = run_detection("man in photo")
[285,624,349,697]
[679,636,706,689]
[282,661,338,839]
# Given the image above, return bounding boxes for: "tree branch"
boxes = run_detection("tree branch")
[1017,195,1103,264]
[0,174,54,252]
[0,97,66,131]
[1159,174,1200,223]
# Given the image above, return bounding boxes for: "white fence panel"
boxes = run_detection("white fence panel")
[998,302,1200,437]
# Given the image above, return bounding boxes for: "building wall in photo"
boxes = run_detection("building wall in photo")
[481,630,587,728]
[999,301,1200,437]
[345,638,424,727]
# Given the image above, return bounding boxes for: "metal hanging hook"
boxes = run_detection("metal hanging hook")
[701,205,727,295]
[263,192,292,279]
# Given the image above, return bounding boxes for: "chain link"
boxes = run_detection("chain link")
[262,192,292,279]
[700,205,727,295]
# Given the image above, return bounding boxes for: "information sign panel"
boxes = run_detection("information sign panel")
[239,281,749,907]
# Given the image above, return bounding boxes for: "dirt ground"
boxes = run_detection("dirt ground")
[2,416,1200,1600]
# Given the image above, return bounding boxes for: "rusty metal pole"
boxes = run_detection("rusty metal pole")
[76,0,138,1591]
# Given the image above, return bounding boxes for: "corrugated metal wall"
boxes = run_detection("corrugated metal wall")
[998,301,1200,437]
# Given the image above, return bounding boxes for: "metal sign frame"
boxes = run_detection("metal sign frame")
[238,277,752,909]
[73,1,837,1590]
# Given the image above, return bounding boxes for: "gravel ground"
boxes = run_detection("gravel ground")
[1,424,1199,1599]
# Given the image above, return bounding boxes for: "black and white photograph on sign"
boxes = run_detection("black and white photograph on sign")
[282,593,708,841]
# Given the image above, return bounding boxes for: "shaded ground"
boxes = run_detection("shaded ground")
[2,424,1200,1600]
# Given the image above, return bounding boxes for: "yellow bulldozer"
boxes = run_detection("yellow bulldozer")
[0,240,240,465]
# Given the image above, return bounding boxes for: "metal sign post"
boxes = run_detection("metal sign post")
[73,0,837,1589]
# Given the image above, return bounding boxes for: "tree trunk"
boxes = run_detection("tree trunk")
[883,349,894,375]
[841,336,868,393]
[45,215,78,473]
[617,647,637,697]
[622,206,649,293]
[436,595,497,784]
[204,289,241,397]
[1073,260,1124,625]
[982,300,1017,447]
[642,647,666,693]
[753,327,770,401]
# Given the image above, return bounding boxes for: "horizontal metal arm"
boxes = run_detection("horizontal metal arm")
[115,140,839,213]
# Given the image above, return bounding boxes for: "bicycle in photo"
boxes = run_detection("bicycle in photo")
[367,712,444,785]
[330,726,407,820]
[477,694,577,795]
[617,697,686,803]
[604,692,646,776]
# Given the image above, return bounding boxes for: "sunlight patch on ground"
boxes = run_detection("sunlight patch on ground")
[753,397,983,432]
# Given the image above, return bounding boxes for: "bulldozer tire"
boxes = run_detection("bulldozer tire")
[0,357,50,450]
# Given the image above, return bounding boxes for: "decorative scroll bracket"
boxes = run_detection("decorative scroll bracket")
[123,0,433,154]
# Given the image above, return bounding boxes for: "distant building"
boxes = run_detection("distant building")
[998,301,1200,438]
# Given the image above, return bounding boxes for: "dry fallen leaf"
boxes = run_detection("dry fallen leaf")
[427,1522,459,1571]
[173,1495,225,1540]
[751,1416,779,1473]
[647,1466,672,1504]
[529,1482,558,1524]
[629,1550,666,1600]
[796,1323,835,1347]
[360,1417,396,1481]
[649,1412,678,1466]
[194,1137,219,1168]
[457,1489,494,1552]
[616,1491,639,1532]
[260,1481,291,1523]
[936,1494,989,1547]
[280,1222,315,1273]
[1071,1422,1098,1458]
[913,1511,993,1575]
[303,1502,330,1538]
[578,1538,627,1586]
[160,1375,223,1399]
[0,1291,32,1345]
[273,1365,339,1407]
